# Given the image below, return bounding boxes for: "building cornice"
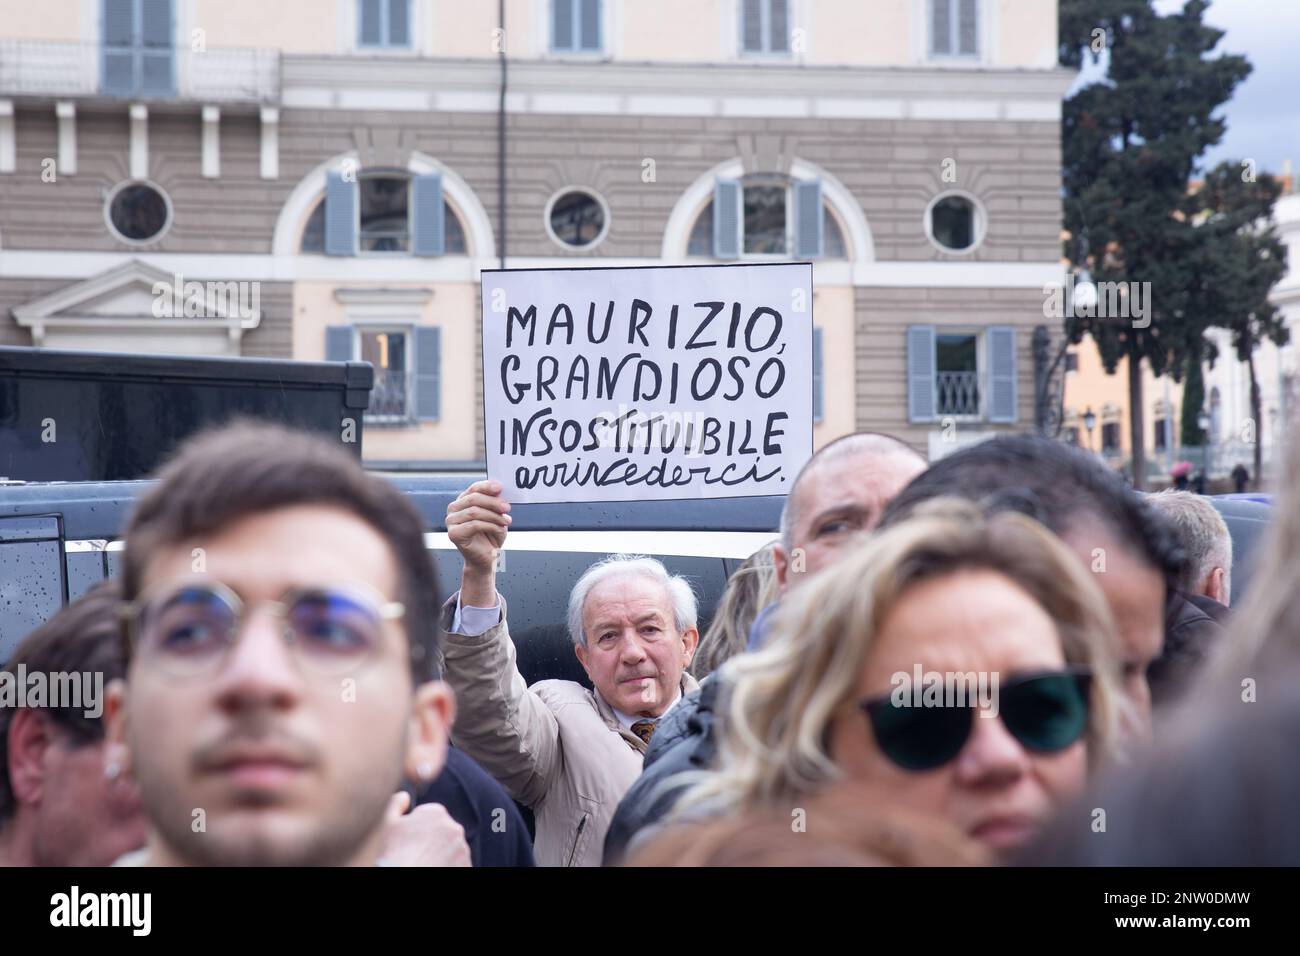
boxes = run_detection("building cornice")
[281,56,1076,120]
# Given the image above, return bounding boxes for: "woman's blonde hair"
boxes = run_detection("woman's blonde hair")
[691,541,781,680]
[674,497,1124,816]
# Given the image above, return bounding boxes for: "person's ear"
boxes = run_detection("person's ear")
[102,678,132,786]
[573,641,594,682]
[405,681,455,788]
[772,544,790,593]
[1206,567,1229,606]
[680,626,700,666]
[6,708,53,808]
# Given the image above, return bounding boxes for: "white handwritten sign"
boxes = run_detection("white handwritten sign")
[481,263,814,504]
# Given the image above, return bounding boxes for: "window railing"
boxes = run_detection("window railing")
[936,370,980,417]
[365,369,410,423]
[0,40,280,104]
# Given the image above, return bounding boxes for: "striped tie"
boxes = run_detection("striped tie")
[631,719,656,746]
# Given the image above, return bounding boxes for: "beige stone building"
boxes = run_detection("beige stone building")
[1059,333,1187,477]
[0,0,1072,465]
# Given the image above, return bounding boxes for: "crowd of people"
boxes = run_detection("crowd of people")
[0,417,1295,867]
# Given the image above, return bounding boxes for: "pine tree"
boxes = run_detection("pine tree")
[1059,0,1250,488]
[1187,163,1289,485]
[1180,352,1206,449]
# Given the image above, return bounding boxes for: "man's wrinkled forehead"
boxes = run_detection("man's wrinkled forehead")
[582,573,674,629]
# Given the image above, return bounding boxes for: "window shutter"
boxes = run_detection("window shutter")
[324,170,358,257]
[411,173,445,257]
[769,0,789,52]
[907,325,937,423]
[359,0,383,45]
[553,0,574,50]
[813,327,824,424]
[414,326,442,422]
[104,0,136,45]
[930,0,952,55]
[389,0,411,46]
[326,326,353,362]
[712,179,741,259]
[793,179,824,259]
[102,0,137,96]
[140,1,171,47]
[139,0,174,96]
[579,0,601,51]
[741,0,763,52]
[987,325,1018,423]
[958,0,979,55]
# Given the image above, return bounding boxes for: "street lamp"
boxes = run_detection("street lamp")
[1073,266,1099,313]
[1083,406,1097,452]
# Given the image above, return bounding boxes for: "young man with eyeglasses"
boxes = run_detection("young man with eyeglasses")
[104,422,466,867]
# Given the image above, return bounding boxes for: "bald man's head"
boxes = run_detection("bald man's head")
[774,432,927,592]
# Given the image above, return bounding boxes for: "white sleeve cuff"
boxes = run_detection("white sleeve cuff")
[449,590,503,636]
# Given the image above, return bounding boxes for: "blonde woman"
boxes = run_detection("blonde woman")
[691,542,781,680]
[668,498,1125,857]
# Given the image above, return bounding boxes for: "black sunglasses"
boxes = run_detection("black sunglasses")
[859,668,1092,772]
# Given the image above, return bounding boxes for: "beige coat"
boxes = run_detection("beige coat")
[440,597,698,867]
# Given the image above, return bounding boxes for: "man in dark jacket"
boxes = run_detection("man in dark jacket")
[603,678,721,864]
[1147,491,1234,704]
[418,748,535,867]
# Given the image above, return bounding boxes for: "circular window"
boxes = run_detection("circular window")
[106,181,172,244]
[546,188,608,249]
[925,192,984,254]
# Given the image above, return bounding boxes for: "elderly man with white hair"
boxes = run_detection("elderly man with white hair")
[1149,490,1233,608]
[439,480,699,867]
[1147,489,1233,705]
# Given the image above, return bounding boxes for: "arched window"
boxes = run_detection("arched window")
[686,174,847,259]
[299,169,469,256]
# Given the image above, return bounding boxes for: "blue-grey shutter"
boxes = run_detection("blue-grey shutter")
[813,327,824,424]
[958,0,978,55]
[411,173,445,257]
[713,179,741,259]
[139,0,174,96]
[931,0,952,55]
[326,325,353,362]
[388,0,411,46]
[414,326,442,421]
[741,0,763,52]
[324,171,358,256]
[359,0,382,45]
[769,0,789,52]
[579,0,600,50]
[907,325,937,423]
[553,0,574,50]
[102,0,137,96]
[987,325,1018,423]
[793,179,823,259]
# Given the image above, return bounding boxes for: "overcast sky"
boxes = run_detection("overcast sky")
[1069,0,1300,183]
